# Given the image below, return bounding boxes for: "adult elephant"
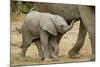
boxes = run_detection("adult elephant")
[20,2,95,61]
[78,6,95,61]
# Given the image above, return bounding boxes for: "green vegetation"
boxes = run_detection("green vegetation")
[11,1,36,21]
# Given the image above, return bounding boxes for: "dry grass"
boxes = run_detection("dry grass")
[10,15,92,66]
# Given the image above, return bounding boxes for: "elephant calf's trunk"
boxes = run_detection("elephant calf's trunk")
[67,19,77,31]
[16,27,22,34]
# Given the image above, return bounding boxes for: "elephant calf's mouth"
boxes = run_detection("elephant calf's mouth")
[58,30,66,34]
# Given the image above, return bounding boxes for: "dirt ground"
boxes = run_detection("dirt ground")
[10,16,92,66]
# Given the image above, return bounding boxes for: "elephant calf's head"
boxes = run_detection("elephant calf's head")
[51,15,75,34]
[40,13,75,36]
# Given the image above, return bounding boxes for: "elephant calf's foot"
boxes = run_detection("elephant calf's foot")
[20,52,25,58]
[19,53,26,61]
[20,47,27,57]
[51,54,58,59]
[39,56,44,60]
[43,58,53,62]
[68,50,80,58]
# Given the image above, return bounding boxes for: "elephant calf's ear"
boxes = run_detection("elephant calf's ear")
[40,15,57,36]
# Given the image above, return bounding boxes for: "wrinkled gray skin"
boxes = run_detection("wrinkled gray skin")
[20,3,95,61]
[20,11,75,61]
[78,6,95,61]
[36,3,95,61]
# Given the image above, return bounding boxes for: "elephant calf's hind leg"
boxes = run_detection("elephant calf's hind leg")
[35,40,44,60]
[20,34,32,58]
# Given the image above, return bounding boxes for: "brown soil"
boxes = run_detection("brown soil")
[11,19,91,66]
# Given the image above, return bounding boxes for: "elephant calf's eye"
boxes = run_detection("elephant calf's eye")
[60,25,63,28]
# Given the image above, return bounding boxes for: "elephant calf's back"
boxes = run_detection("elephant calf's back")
[22,11,41,39]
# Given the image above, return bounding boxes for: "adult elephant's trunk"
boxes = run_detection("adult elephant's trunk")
[67,19,77,31]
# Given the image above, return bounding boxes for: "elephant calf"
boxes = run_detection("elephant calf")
[20,11,75,61]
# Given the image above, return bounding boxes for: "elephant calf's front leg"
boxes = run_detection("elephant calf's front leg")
[20,33,32,58]
[40,29,52,61]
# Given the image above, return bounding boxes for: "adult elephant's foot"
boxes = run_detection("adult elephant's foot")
[90,55,95,61]
[68,50,80,58]
[90,57,95,61]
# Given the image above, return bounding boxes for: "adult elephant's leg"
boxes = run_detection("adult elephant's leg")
[87,26,95,61]
[78,6,95,61]
[35,40,44,60]
[68,21,87,58]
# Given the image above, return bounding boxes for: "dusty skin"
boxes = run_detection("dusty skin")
[11,15,91,66]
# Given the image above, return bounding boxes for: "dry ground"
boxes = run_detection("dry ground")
[10,16,92,66]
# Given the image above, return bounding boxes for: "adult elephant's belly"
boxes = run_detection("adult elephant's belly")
[48,5,80,22]
[38,3,80,23]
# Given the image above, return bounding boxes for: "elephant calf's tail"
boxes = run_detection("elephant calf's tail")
[16,27,22,34]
